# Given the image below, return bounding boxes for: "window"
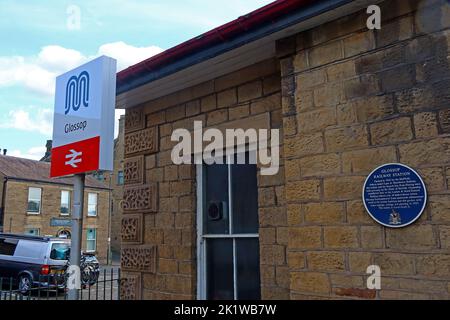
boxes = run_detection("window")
[50,243,70,260]
[25,228,40,236]
[198,152,260,300]
[27,187,42,214]
[94,172,104,181]
[60,190,70,215]
[0,238,18,256]
[86,229,96,252]
[87,193,98,217]
[117,171,124,185]
[57,229,71,239]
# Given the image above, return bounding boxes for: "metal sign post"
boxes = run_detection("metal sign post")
[50,56,116,300]
[68,173,85,300]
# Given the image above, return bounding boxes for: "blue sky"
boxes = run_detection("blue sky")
[0,0,272,160]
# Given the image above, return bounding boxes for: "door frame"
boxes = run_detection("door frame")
[196,152,260,300]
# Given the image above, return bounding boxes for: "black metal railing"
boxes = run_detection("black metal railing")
[0,268,120,300]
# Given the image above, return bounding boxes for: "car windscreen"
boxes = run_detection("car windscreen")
[50,243,70,260]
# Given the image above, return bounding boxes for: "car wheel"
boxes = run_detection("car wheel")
[18,275,32,295]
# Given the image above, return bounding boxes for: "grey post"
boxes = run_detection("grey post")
[68,173,85,300]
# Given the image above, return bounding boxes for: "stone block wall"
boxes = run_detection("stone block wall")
[279,0,450,299]
[120,59,284,299]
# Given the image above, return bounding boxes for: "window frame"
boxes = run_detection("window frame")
[86,228,97,252]
[60,190,71,216]
[196,151,259,300]
[24,228,40,236]
[27,187,42,215]
[117,170,124,185]
[87,193,98,217]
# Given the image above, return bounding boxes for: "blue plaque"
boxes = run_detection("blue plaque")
[362,163,427,228]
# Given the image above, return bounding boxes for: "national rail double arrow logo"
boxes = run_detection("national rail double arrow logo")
[65,149,83,168]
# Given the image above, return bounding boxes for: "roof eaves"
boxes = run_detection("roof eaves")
[116,0,351,95]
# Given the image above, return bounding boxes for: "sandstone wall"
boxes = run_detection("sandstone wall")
[278,0,450,299]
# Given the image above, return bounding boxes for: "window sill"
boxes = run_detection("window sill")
[26,212,41,215]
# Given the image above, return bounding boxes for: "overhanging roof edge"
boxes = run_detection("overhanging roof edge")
[116,0,352,96]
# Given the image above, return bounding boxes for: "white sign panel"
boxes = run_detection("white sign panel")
[50,56,116,177]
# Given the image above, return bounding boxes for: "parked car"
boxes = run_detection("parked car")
[0,233,69,294]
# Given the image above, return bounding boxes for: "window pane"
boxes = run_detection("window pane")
[27,200,41,213]
[88,193,97,205]
[206,238,233,300]
[88,205,97,216]
[88,193,97,216]
[28,188,41,213]
[87,228,96,240]
[28,187,41,200]
[204,162,229,234]
[231,153,258,233]
[61,191,70,214]
[25,228,39,236]
[86,241,94,251]
[236,238,261,299]
[86,229,96,251]
[50,243,70,260]
[117,171,124,185]
[0,238,18,256]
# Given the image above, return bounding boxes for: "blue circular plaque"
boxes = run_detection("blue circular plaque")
[362,163,427,228]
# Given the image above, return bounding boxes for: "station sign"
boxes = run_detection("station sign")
[50,56,117,177]
[50,217,72,227]
[362,163,427,228]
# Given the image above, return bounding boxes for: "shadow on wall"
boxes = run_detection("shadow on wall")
[355,0,450,135]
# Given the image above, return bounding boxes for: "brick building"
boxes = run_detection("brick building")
[0,155,110,263]
[116,0,450,299]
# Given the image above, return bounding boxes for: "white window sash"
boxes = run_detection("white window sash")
[86,229,97,251]
[27,187,42,214]
[87,193,98,216]
[60,190,71,215]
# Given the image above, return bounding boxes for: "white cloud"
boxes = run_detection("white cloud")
[8,146,47,161]
[98,41,163,71]
[0,107,53,136]
[37,45,87,73]
[0,56,55,95]
[0,42,163,96]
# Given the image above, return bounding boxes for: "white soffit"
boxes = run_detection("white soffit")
[116,0,380,109]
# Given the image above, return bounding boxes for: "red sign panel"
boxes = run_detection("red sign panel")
[50,136,100,178]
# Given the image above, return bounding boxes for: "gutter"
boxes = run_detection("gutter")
[0,177,7,230]
[4,177,111,191]
[116,0,352,95]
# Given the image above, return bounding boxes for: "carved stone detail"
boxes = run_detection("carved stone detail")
[121,214,143,244]
[120,273,142,300]
[124,155,144,185]
[125,108,145,133]
[123,183,157,213]
[124,127,158,156]
[121,245,156,273]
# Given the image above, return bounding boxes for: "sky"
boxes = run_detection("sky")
[0,0,273,160]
